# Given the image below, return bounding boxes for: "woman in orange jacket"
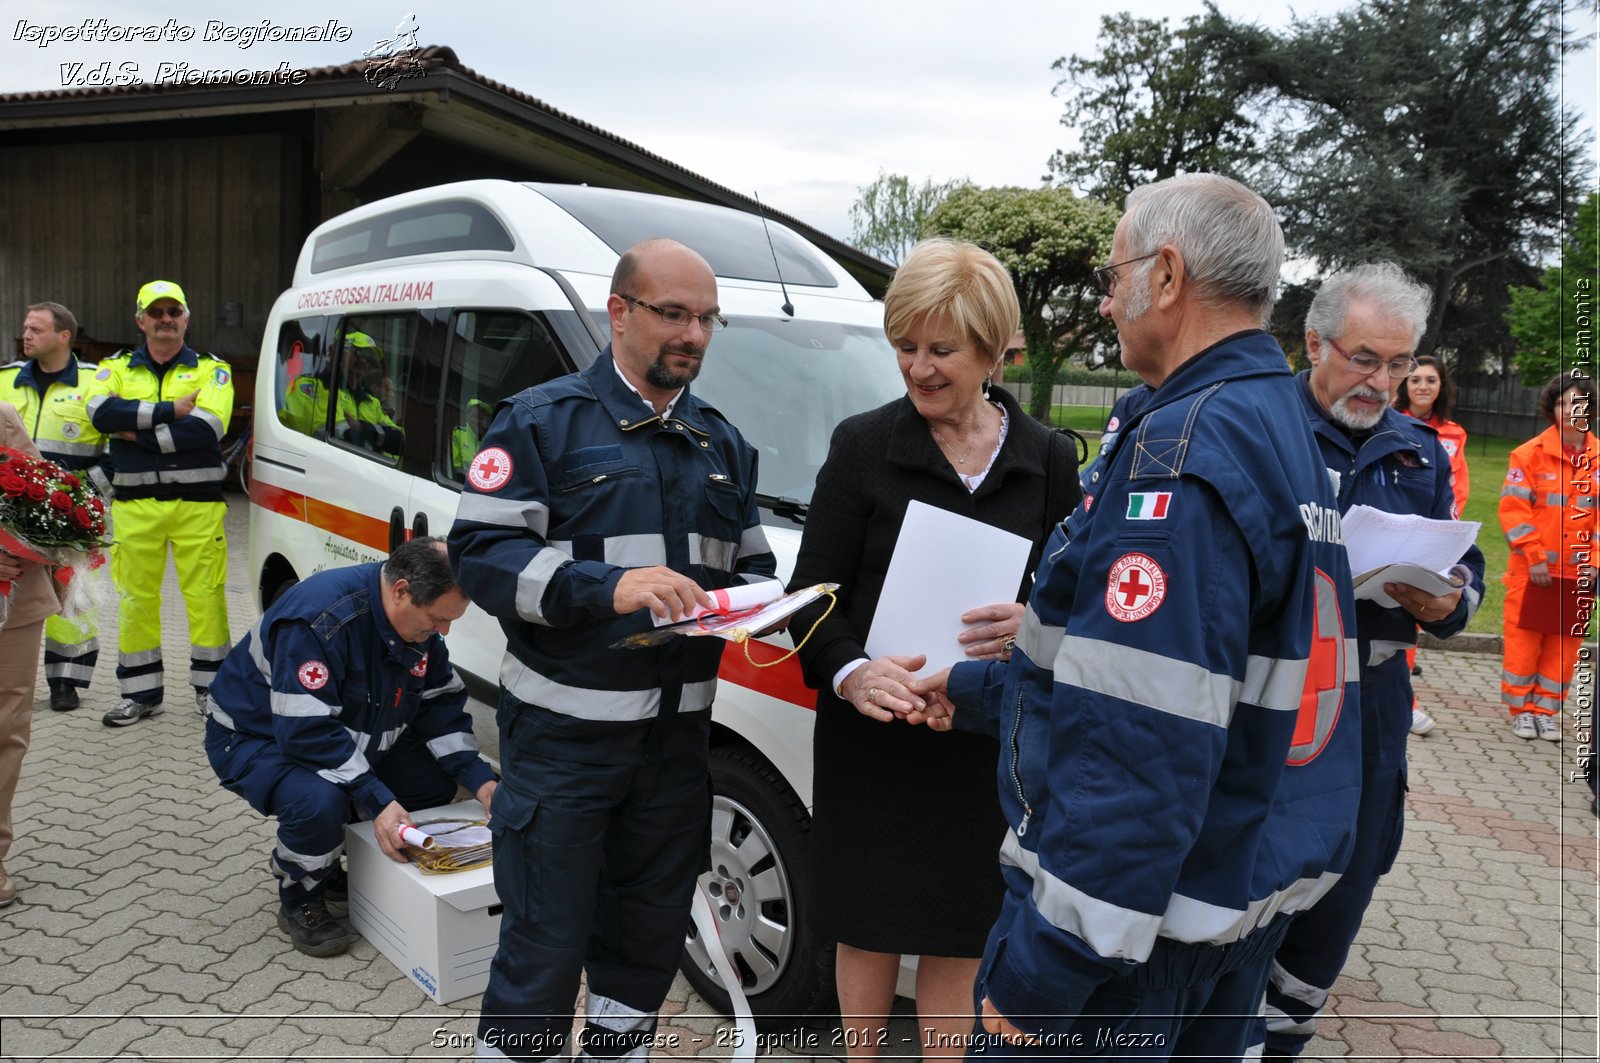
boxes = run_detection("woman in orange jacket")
[1396,354,1470,513]
[1499,372,1598,741]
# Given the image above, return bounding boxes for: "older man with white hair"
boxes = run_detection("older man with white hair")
[1260,263,1485,1060]
[915,173,1363,1060]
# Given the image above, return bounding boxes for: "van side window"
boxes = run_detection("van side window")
[275,319,329,437]
[445,310,571,479]
[329,315,418,466]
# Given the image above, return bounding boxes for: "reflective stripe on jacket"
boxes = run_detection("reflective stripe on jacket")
[85,344,233,502]
[1500,424,1599,579]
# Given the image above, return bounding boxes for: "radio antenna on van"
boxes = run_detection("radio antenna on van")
[753,192,795,318]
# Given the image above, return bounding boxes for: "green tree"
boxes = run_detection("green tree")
[848,172,969,264]
[1507,191,1600,384]
[925,185,1118,421]
[1049,8,1264,206]
[1216,0,1591,368]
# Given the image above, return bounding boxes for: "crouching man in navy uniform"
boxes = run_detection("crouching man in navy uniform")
[450,239,776,1062]
[1261,264,1485,1059]
[914,174,1364,1060]
[204,538,496,956]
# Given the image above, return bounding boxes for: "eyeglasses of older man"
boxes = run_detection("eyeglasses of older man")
[1325,337,1417,380]
[1093,252,1161,297]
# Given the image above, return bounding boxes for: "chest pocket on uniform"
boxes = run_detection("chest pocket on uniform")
[699,474,746,572]
[1386,455,1438,514]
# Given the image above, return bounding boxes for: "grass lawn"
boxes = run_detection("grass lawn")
[1460,433,1519,635]
[1049,404,1528,635]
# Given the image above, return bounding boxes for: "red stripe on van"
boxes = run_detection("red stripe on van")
[249,479,307,520]
[717,639,815,710]
[250,479,390,552]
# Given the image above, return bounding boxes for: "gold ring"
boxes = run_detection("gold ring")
[867,687,881,704]
[1000,634,1017,651]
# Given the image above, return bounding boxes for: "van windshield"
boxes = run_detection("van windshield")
[691,316,905,509]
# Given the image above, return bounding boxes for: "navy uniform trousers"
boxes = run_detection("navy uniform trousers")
[1260,662,1412,1059]
[205,718,459,903]
[969,893,1292,1062]
[475,691,711,1063]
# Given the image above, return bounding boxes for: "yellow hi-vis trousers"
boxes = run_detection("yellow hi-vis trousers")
[43,610,98,689]
[110,498,231,703]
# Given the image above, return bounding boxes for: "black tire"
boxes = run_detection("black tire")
[236,434,252,496]
[682,743,835,1028]
[262,573,298,611]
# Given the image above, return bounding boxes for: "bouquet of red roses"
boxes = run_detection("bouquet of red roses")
[0,446,114,631]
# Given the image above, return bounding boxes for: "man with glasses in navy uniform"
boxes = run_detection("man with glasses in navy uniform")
[1261,262,1485,1060]
[450,238,776,1063]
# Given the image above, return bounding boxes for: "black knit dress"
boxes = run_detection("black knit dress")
[788,387,1081,955]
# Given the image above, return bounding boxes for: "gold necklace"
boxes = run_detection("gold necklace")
[931,406,990,467]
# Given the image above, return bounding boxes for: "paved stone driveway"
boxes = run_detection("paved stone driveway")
[1,499,1594,1059]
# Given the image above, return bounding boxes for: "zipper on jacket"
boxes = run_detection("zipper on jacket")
[1007,687,1034,837]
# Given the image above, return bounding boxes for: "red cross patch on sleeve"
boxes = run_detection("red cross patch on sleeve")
[1105,553,1167,622]
[468,447,513,491]
[297,660,330,690]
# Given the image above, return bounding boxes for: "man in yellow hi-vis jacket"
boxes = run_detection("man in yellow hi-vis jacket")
[86,280,233,727]
[1,302,109,711]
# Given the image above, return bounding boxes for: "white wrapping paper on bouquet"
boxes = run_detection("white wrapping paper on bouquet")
[0,528,110,633]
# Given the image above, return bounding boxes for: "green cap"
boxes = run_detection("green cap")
[136,280,187,313]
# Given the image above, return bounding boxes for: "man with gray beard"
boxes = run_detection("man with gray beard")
[1262,262,1485,1059]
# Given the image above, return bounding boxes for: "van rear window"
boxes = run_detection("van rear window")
[311,200,515,273]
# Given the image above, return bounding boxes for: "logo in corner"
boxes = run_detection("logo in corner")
[468,447,513,492]
[297,660,330,690]
[1105,553,1167,622]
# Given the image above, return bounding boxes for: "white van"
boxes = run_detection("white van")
[247,180,905,1018]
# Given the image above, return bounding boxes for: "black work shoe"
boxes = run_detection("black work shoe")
[48,684,80,712]
[277,896,353,957]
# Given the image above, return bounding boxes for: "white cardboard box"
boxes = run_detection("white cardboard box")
[345,799,502,1004]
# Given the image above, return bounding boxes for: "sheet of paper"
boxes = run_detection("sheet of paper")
[865,500,1032,676]
[1342,504,1480,577]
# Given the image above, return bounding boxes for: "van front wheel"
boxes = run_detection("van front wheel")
[681,744,834,1026]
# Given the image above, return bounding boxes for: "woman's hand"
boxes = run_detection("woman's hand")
[840,655,928,723]
[0,550,38,582]
[958,601,1023,661]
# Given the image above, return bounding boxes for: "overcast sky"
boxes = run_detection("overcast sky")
[4,0,1595,245]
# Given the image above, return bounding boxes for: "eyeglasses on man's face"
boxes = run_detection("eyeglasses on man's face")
[141,305,187,320]
[621,295,727,333]
[1326,337,1417,380]
[1093,252,1160,297]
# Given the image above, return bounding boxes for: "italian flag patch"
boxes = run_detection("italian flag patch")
[1126,492,1172,520]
